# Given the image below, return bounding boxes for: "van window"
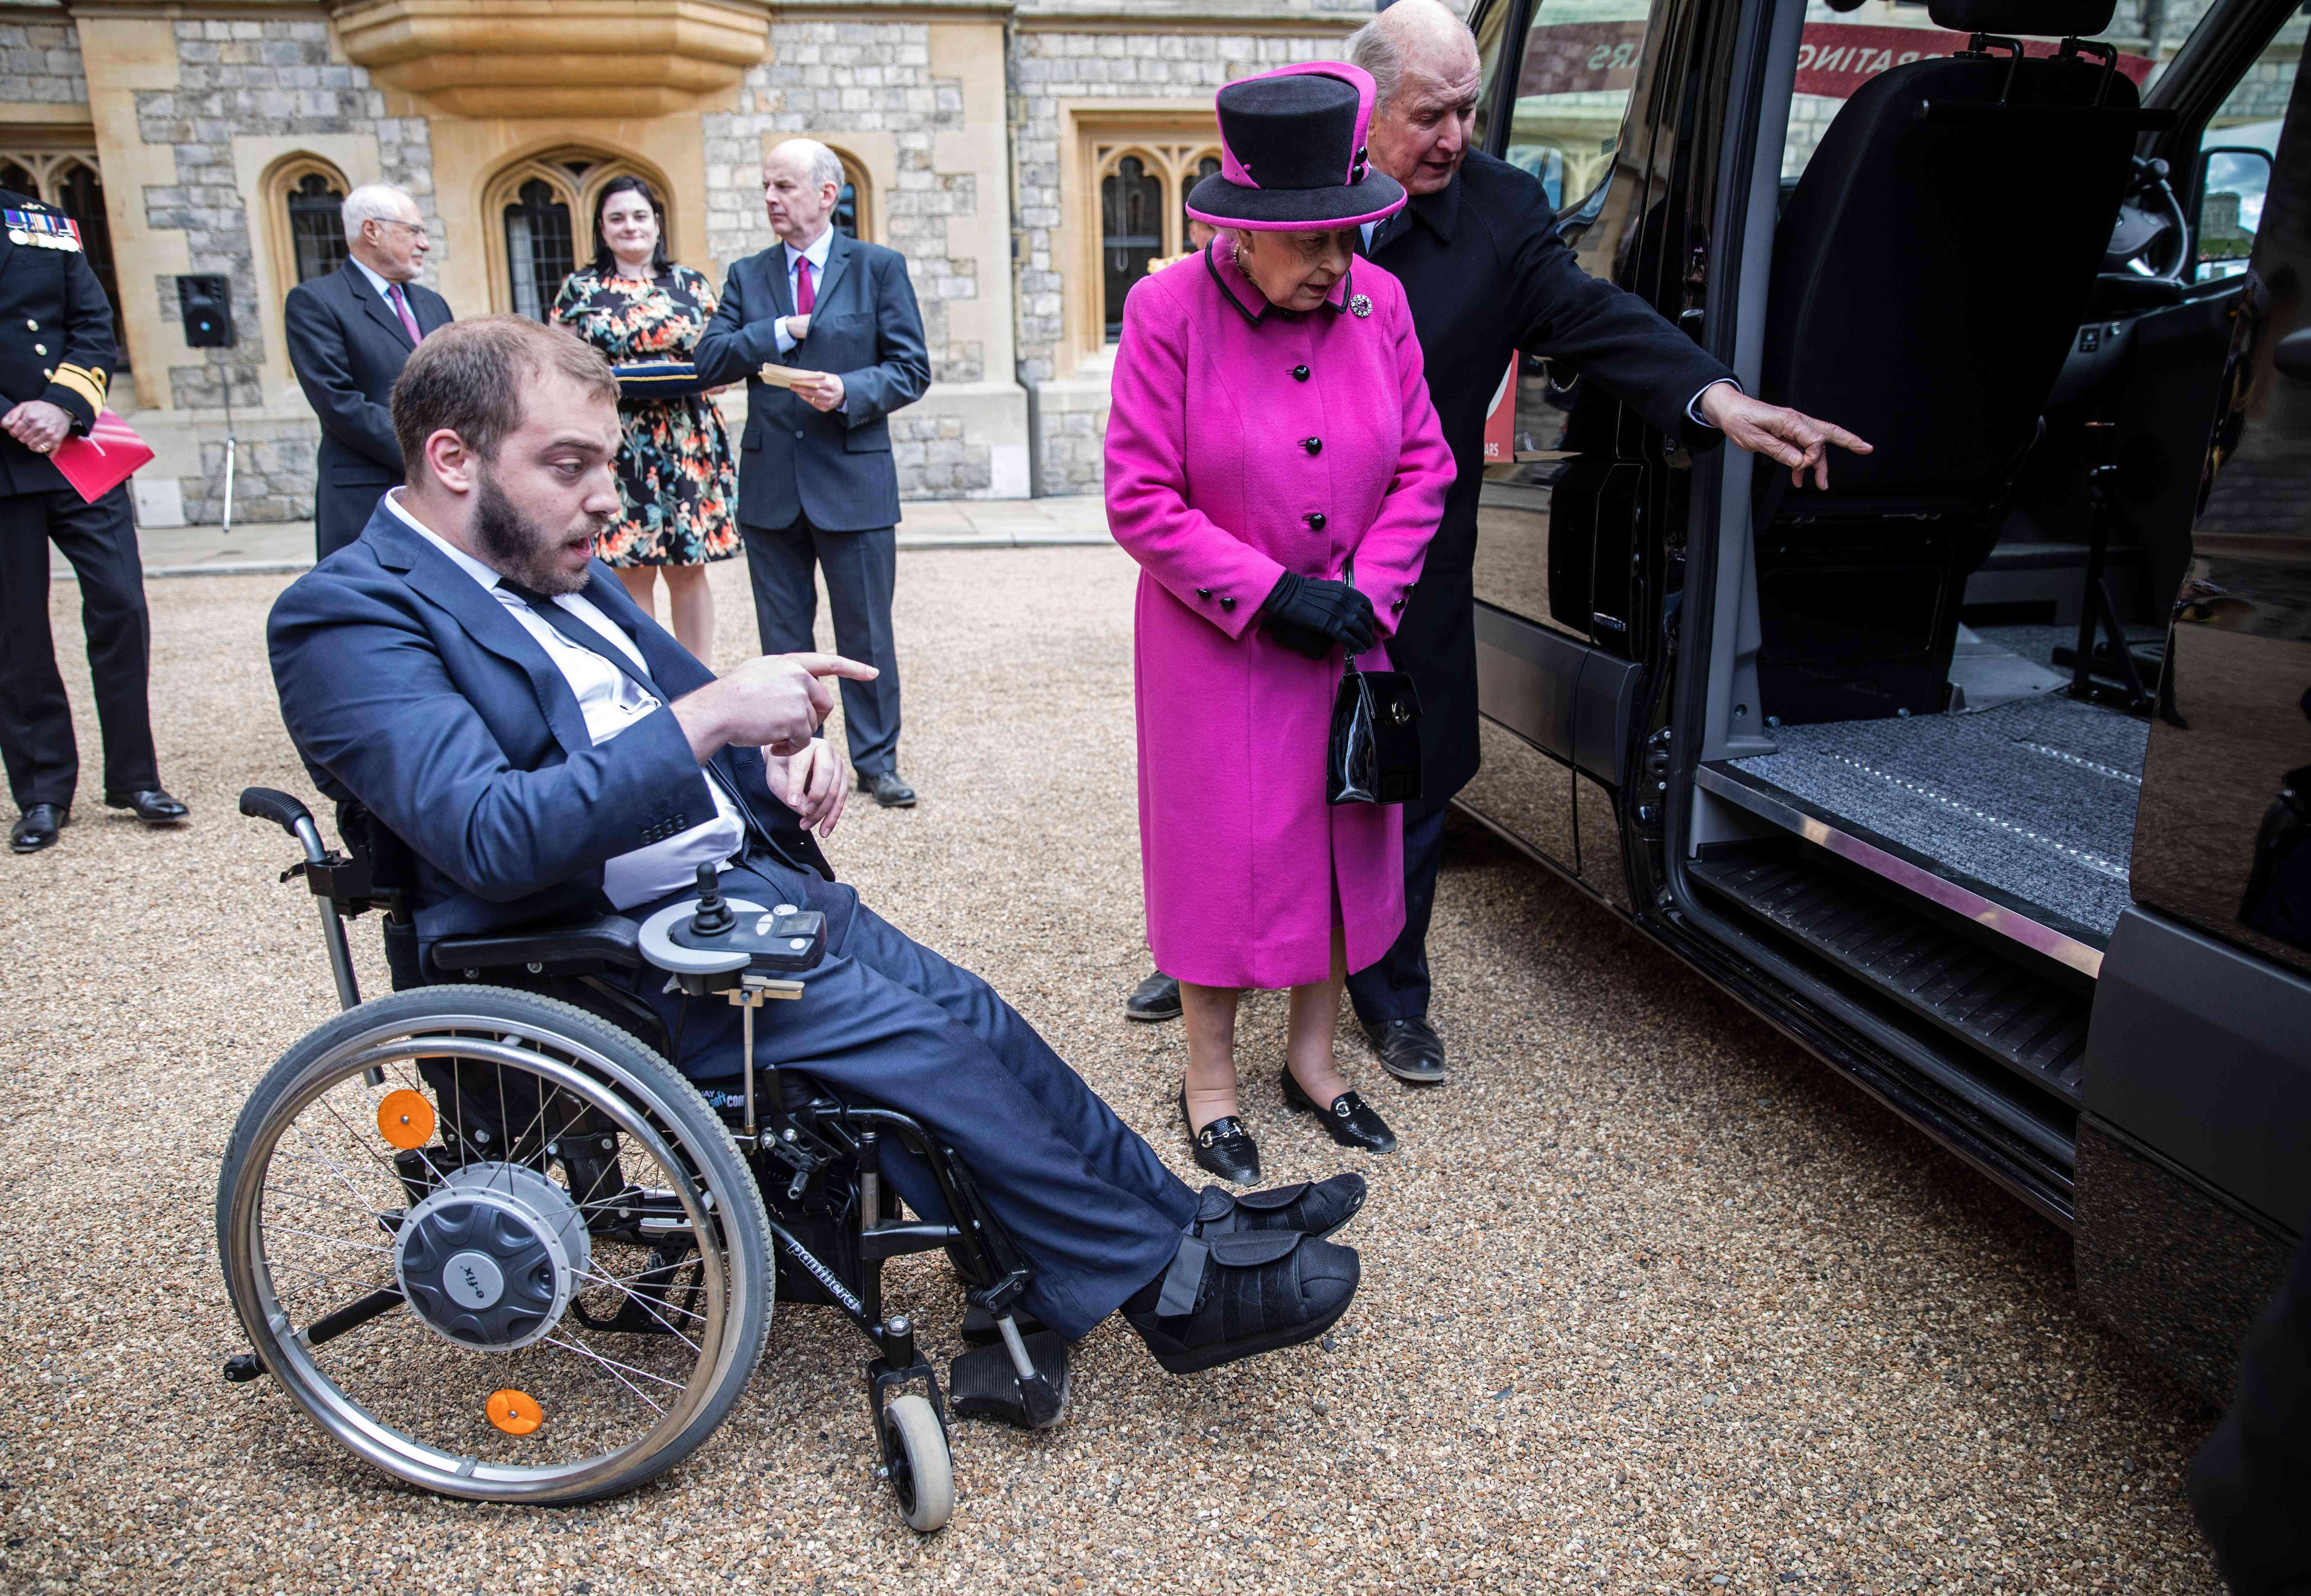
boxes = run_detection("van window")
[1778,0,2154,180]
[1495,0,1658,211]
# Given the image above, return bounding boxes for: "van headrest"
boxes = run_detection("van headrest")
[1927,0,2114,35]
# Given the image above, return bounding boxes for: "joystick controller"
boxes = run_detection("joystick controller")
[688,863,736,937]
[640,861,831,978]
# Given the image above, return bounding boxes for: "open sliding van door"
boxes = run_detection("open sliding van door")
[1456,0,1727,905]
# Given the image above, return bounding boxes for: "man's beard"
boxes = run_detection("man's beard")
[472,466,610,596]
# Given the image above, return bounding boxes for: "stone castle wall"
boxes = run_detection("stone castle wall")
[136,17,433,522]
[1009,20,1356,494]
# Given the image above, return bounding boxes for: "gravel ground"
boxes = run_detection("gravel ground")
[0,546,2225,1594]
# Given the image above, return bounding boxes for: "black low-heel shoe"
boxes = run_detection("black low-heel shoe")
[1180,1085,1261,1186]
[1280,1067,1399,1154]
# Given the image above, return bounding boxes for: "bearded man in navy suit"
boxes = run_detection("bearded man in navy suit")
[264,316,1370,1370]
[694,139,931,809]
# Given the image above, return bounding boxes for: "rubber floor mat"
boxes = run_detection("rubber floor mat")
[1731,693,2147,938]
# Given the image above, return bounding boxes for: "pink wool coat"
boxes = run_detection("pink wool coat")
[1105,245,1455,989]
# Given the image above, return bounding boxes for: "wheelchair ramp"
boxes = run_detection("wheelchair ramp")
[1727,690,2146,941]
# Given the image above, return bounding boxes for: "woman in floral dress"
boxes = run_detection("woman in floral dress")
[551,176,739,660]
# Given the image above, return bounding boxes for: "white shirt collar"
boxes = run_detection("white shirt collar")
[384,487,514,594]
[784,225,835,275]
[350,256,405,303]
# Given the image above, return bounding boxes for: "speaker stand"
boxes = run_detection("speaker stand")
[213,371,238,537]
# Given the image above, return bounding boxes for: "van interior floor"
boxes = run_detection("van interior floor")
[1727,626,2157,943]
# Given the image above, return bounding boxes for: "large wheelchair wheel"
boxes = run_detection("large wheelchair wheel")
[217,986,773,1504]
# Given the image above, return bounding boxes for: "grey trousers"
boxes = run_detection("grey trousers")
[741,515,902,776]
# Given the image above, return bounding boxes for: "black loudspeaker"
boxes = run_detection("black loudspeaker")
[177,274,234,348]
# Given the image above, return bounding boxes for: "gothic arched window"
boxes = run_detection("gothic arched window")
[504,178,575,320]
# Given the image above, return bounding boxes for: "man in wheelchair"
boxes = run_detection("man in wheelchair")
[264,315,1366,1383]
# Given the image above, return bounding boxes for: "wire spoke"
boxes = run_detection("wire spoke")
[541,1334,672,1415]
[264,1222,393,1256]
[571,1266,707,1346]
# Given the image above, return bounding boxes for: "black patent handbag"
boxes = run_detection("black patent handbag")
[1326,561,1423,807]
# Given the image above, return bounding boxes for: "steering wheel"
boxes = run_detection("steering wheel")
[2104,155,2191,282]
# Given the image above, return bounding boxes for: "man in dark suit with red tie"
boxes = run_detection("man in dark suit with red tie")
[694,139,931,809]
[284,182,454,560]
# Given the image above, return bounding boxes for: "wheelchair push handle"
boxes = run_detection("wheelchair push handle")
[239,787,331,865]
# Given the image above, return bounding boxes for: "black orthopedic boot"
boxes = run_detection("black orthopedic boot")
[1190,1174,1367,1242]
[1123,1229,1360,1374]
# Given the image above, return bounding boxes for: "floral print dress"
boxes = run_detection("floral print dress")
[550,264,740,567]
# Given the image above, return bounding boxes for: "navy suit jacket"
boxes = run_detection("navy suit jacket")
[283,263,454,555]
[268,499,830,952]
[692,230,930,532]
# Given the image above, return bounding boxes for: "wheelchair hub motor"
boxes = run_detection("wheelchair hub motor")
[394,1163,591,1351]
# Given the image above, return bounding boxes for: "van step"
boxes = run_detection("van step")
[1691,846,2090,1102]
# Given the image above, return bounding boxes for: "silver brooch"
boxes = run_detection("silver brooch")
[1348,294,1372,318]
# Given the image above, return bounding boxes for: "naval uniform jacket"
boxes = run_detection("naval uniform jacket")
[1366,149,1736,815]
[0,187,118,498]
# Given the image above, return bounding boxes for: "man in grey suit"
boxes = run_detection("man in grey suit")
[695,139,931,808]
[283,182,454,560]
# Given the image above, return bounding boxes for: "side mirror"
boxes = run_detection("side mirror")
[2194,146,2273,281]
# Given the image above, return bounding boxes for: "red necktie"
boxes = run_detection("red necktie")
[387,282,422,344]
[794,256,815,316]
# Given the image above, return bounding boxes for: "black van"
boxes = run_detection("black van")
[1457,0,2310,1400]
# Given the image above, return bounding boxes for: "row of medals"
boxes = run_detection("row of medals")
[8,227,76,250]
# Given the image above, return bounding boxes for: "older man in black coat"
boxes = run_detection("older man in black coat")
[1123,0,1867,1078]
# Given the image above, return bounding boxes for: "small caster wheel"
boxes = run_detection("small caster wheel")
[881,1392,953,1533]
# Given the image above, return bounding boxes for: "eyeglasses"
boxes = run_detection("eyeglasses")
[370,218,430,242]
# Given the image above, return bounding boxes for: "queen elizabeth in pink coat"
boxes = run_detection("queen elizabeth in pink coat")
[1105,62,1455,1185]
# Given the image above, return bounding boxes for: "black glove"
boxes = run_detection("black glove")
[1259,570,1377,660]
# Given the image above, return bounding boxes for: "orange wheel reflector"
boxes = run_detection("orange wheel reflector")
[376,1089,435,1151]
[488,1389,543,1436]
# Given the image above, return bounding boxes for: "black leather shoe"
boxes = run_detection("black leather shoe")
[1280,1067,1399,1154]
[1180,1085,1260,1186]
[104,788,189,824]
[1364,1016,1447,1084]
[1190,1173,1366,1242]
[857,770,917,808]
[1124,969,1182,1022]
[9,804,65,854]
[1124,1229,1359,1374]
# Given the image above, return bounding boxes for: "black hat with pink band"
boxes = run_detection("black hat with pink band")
[1184,62,1406,231]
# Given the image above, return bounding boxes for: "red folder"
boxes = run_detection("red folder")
[50,409,152,504]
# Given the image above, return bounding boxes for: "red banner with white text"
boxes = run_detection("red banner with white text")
[1792,23,2152,99]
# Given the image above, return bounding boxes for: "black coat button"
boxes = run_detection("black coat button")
[1219,596,1237,612]
[1291,365,1309,381]
[1302,437,1322,455]
[1391,597,1405,611]
[1196,587,1211,598]
[1306,511,1327,529]
[794,429,805,439]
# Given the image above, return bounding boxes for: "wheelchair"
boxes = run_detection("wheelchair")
[215,787,1071,1527]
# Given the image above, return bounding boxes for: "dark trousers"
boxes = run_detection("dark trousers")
[1345,803,1449,1027]
[0,485,158,811]
[622,856,1195,1339]
[741,517,902,776]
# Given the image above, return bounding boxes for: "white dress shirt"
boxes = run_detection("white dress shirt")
[1357,214,1736,426]
[384,489,747,908]
[771,225,837,358]
[352,256,417,316]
